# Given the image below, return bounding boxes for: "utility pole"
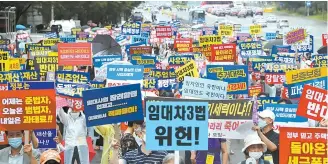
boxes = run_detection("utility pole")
[306,1,311,16]
[51,3,54,20]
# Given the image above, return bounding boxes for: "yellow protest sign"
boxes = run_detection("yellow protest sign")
[219,25,233,36]
[71,28,82,35]
[175,60,199,82]
[42,38,60,46]
[48,52,58,56]
[104,26,112,30]
[199,35,222,47]
[9,58,20,70]
[250,25,262,35]
[285,67,327,84]
[0,51,9,71]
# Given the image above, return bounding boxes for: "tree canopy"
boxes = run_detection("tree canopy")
[0,1,142,25]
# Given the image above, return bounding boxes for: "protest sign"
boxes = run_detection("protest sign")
[312,54,328,68]
[174,38,192,53]
[155,26,172,38]
[286,77,327,99]
[219,25,233,36]
[130,55,156,74]
[175,60,199,82]
[290,35,314,53]
[93,55,122,76]
[265,32,277,40]
[257,97,280,112]
[71,28,82,35]
[149,69,176,79]
[233,24,241,32]
[202,26,215,35]
[249,85,263,97]
[57,43,92,66]
[285,67,327,84]
[0,72,22,84]
[34,56,58,77]
[249,24,262,35]
[322,34,328,46]
[146,101,208,150]
[199,35,222,47]
[132,36,148,44]
[8,81,54,91]
[206,65,248,94]
[42,38,60,46]
[265,73,285,84]
[0,89,56,130]
[168,55,194,66]
[76,32,89,41]
[238,41,262,57]
[236,33,251,42]
[55,71,90,83]
[211,44,236,62]
[264,63,298,73]
[182,76,227,100]
[0,51,9,71]
[263,104,308,132]
[141,23,151,32]
[46,72,55,81]
[82,84,143,127]
[107,65,144,81]
[192,46,211,61]
[121,22,141,35]
[34,129,57,149]
[142,78,156,90]
[283,27,310,45]
[273,53,295,64]
[129,46,152,55]
[279,127,327,164]
[144,97,254,139]
[297,85,328,121]
[60,36,76,43]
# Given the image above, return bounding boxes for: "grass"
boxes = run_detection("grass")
[272,7,327,22]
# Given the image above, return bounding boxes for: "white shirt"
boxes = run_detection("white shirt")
[8,147,23,164]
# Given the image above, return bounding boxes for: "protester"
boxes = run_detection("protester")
[253,110,279,164]
[277,98,292,104]
[238,133,270,164]
[0,130,38,164]
[58,107,89,164]
[40,149,61,164]
[190,138,228,164]
[163,153,185,164]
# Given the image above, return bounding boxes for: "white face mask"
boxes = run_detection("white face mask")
[70,112,80,119]
[143,134,146,142]
[249,152,263,159]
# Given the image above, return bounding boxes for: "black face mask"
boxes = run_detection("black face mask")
[45,160,60,164]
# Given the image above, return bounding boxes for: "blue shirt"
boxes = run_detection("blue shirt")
[123,145,168,164]
[196,138,226,164]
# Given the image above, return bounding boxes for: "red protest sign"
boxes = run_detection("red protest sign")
[211,44,236,62]
[130,46,152,55]
[192,46,211,61]
[58,95,84,112]
[58,43,92,66]
[0,89,56,130]
[155,26,172,38]
[265,73,285,84]
[279,127,327,164]
[297,85,328,121]
[174,38,192,53]
[322,34,328,46]
[248,85,263,97]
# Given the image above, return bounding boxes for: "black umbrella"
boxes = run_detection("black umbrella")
[92,35,121,55]
[317,46,327,54]
[263,39,283,50]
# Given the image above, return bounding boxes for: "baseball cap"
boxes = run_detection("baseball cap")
[258,109,275,122]
[40,150,61,164]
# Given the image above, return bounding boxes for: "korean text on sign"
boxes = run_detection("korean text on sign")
[279,127,327,164]
[174,38,192,53]
[249,25,262,35]
[57,43,92,66]
[182,76,227,100]
[156,26,172,38]
[283,27,309,45]
[82,84,143,127]
[297,85,328,121]
[199,35,222,47]
[34,129,57,148]
[286,77,327,99]
[211,44,236,62]
[129,46,152,55]
[146,101,208,150]
[0,89,56,130]
[285,67,327,84]
[0,51,9,72]
[56,71,90,83]
[121,22,141,35]
[175,60,199,82]
[219,25,233,36]
[238,41,262,57]
[34,56,58,77]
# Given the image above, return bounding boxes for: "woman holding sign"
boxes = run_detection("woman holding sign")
[190,138,228,164]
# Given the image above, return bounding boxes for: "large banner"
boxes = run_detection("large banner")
[57,43,92,66]
[279,127,327,164]
[82,84,143,127]
[146,101,208,150]
[211,44,236,62]
[175,60,199,82]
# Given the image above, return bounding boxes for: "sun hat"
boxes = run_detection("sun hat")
[241,133,267,153]
[258,109,275,122]
[40,150,61,164]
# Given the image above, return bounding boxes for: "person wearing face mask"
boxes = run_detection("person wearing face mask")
[120,120,144,157]
[123,125,168,163]
[252,110,279,164]
[238,133,270,164]
[58,106,89,164]
[0,130,38,164]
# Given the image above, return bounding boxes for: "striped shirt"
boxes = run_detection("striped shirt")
[123,146,167,164]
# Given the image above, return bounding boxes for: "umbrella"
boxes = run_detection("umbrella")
[263,39,283,50]
[317,46,327,54]
[16,24,26,30]
[92,35,121,55]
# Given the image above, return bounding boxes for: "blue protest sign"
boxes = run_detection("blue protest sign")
[130,55,157,71]
[264,63,297,73]
[45,32,58,38]
[93,56,122,68]
[257,97,280,111]
[143,78,157,90]
[89,80,106,89]
[263,104,308,123]
[12,70,40,81]
[0,72,22,84]
[8,81,54,90]
[156,78,176,90]
[290,35,314,53]
[115,35,127,43]
[132,36,148,44]
[34,129,57,149]
[107,65,144,80]
[60,36,76,43]
[265,32,277,40]
[56,82,91,98]
[271,45,293,55]
[55,71,90,83]
[82,83,143,127]
[121,22,141,35]
[140,32,150,38]
[238,41,263,58]
[168,55,195,65]
[206,65,249,94]
[286,77,328,99]
[312,54,328,68]
[146,101,208,150]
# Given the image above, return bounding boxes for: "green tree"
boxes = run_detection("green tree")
[0,1,35,24]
